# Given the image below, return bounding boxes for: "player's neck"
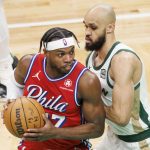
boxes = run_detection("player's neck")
[97,37,116,60]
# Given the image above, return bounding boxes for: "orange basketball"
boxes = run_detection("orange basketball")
[3,96,45,138]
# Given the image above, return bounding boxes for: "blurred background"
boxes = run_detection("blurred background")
[0,0,150,149]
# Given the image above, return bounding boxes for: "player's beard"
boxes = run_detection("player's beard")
[85,32,106,51]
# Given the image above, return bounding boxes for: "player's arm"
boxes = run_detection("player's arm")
[77,70,105,138]
[10,54,34,98]
[8,54,34,97]
[105,51,142,126]
[56,70,105,139]
[23,70,105,141]
[2,54,34,120]
[14,54,34,85]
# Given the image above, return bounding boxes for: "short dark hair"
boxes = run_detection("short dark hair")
[39,27,79,52]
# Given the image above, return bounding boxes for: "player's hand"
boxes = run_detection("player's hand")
[1,99,15,123]
[23,114,56,141]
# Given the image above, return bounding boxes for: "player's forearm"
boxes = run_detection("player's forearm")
[105,83,133,126]
[51,123,104,140]
[104,105,129,126]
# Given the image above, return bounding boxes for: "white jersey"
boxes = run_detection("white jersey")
[86,41,150,142]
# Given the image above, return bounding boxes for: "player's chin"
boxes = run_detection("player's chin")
[85,39,92,46]
[85,43,92,51]
[61,66,71,74]
[85,45,91,51]
[66,65,72,70]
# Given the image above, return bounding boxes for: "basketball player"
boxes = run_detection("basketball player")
[83,3,150,150]
[0,0,19,99]
[11,27,105,150]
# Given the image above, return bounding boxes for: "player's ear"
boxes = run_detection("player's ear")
[43,48,47,54]
[106,23,115,34]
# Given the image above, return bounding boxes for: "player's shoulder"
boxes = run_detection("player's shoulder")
[17,54,36,71]
[80,69,100,86]
[20,53,35,62]
[110,50,142,76]
[112,42,141,62]
[112,49,141,65]
[77,69,101,100]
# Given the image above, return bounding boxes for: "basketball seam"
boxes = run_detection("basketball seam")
[27,97,43,127]
[10,100,19,137]
[21,97,28,129]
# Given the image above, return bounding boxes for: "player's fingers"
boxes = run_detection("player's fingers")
[23,136,39,141]
[42,114,50,124]
[27,128,40,133]
[1,110,4,119]
[3,98,15,109]
[45,113,49,119]
[1,109,6,124]
[42,114,53,127]
[2,99,15,123]
[7,98,15,103]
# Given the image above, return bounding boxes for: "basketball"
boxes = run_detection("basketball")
[3,96,45,138]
